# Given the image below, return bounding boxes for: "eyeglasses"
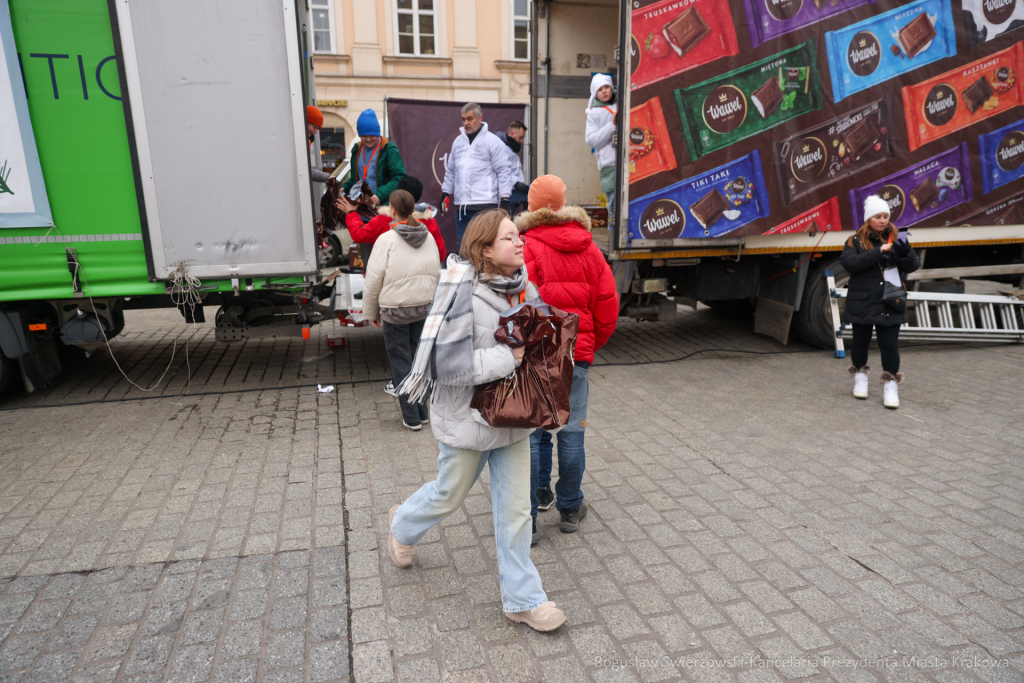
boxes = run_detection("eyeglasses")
[497,233,524,245]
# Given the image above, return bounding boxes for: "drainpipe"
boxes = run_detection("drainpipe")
[543,0,552,175]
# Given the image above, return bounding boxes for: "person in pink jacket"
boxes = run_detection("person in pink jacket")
[514,175,619,540]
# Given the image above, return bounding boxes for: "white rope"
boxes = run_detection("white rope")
[49,224,202,394]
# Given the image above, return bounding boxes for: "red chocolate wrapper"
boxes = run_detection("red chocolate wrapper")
[902,41,1024,151]
[762,196,843,235]
[629,97,678,184]
[630,0,740,92]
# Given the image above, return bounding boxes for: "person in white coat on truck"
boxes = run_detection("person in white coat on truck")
[440,103,515,253]
[585,74,618,212]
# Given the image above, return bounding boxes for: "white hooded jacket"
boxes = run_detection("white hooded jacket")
[441,122,515,206]
[585,74,617,171]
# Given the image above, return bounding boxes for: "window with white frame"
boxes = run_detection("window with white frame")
[310,0,334,53]
[395,0,436,56]
[512,0,529,60]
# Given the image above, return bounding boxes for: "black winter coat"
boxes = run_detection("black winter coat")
[840,229,920,327]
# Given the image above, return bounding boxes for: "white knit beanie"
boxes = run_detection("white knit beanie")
[863,195,890,223]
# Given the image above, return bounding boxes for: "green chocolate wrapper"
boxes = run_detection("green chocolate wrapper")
[675,40,823,161]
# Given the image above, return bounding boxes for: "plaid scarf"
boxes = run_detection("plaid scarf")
[399,255,527,403]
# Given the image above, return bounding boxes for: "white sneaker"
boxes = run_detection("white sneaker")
[881,372,903,409]
[402,421,422,431]
[384,381,399,397]
[850,366,869,399]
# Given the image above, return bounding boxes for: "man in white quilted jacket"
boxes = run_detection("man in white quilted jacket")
[440,103,515,253]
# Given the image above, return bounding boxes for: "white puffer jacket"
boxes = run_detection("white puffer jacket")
[360,227,440,323]
[441,122,515,206]
[585,74,617,170]
[430,279,541,452]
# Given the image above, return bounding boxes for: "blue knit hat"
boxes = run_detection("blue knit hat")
[357,109,381,136]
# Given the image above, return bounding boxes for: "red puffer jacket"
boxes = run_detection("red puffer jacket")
[345,206,447,262]
[515,205,619,363]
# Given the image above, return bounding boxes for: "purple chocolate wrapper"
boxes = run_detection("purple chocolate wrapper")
[743,0,879,48]
[849,143,973,227]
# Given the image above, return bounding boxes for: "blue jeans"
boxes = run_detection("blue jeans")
[531,361,589,517]
[391,438,547,613]
[454,205,490,254]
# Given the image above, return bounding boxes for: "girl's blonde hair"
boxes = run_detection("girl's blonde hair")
[460,209,511,276]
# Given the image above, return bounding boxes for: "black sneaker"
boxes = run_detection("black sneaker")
[559,502,588,533]
[531,517,539,547]
[536,486,554,511]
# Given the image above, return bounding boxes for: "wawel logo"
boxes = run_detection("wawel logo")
[847,32,881,77]
[640,199,686,239]
[878,184,906,222]
[924,84,957,127]
[983,0,1016,24]
[790,137,827,182]
[765,0,803,22]
[996,130,1024,172]
[703,85,747,135]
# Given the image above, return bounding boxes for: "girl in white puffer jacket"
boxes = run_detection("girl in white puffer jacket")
[388,209,567,633]
[585,73,617,211]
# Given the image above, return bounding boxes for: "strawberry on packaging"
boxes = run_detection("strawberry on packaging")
[629,0,740,91]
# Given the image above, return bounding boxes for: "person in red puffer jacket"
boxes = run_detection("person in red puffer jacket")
[514,175,619,540]
[338,175,447,265]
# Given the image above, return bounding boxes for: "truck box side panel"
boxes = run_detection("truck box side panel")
[112,0,317,281]
[0,0,160,302]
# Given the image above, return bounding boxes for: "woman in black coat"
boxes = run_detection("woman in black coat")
[840,195,920,408]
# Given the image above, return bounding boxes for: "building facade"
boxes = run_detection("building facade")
[311,0,531,172]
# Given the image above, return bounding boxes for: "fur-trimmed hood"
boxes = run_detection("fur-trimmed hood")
[514,205,592,233]
[378,204,436,221]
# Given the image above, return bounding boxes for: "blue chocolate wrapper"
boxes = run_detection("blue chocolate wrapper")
[979,117,1024,195]
[825,0,956,102]
[628,150,771,240]
[848,142,974,227]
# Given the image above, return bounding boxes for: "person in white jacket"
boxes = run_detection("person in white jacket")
[440,103,515,253]
[361,189,441,430]
[585,74,618,212]
[388,209,567,633]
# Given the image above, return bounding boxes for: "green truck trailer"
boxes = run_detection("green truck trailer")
[0,0,333,395]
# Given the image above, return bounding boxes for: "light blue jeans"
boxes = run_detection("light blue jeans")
[391,438,547,613]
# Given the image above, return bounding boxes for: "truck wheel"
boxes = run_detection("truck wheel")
[701,298,756,317]
[794,256,848,348]
[0,353,15,396]
[319,234,343,268]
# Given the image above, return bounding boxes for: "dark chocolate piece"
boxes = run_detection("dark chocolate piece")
[891,44,903,57]
[690,189,729,229]
[962,77,994,114]
[751,77,783,118]
[898,14,936,59]
[662,8,709,58]
[910,177,939,212]
[843,116,881,160]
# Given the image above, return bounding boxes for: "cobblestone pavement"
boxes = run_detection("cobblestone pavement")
[1,306,1024,682]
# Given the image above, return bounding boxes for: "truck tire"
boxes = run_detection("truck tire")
[319,234,344,268]
[701,298,756,317]
[794,256,848,348]
[0,352,15,396]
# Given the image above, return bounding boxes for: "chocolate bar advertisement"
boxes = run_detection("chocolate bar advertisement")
[630,0,740,91]
[675,41,823,160]
[623,0,1024,236]
[628,150,771,240]
[743,0,878,48]
[824,0,957,102]
[978,115,1024,193]
[848,143,974,227]
[963,0,1024,48]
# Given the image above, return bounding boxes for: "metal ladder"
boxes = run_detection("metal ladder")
[825,270,1024,358]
